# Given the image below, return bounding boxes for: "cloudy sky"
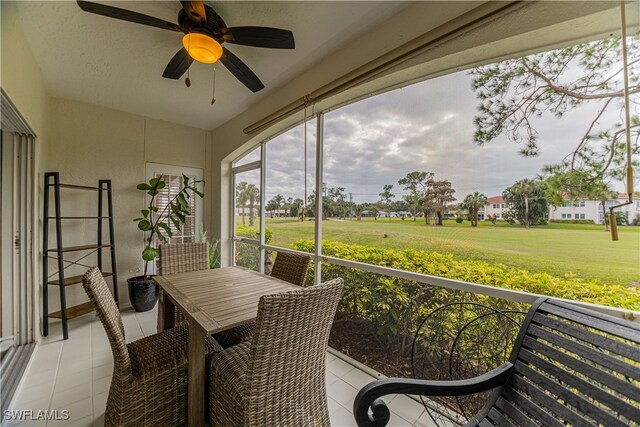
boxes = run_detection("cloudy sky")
[248,67,627,205]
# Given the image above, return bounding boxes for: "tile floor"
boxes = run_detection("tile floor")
[6,307,436,427]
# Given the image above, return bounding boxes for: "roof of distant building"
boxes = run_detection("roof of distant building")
[487,196,505,203]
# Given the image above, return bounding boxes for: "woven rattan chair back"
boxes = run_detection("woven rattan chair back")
[245,278,343,425]
[157,242,209,275]
[158,243,209,326]
[269,252,311,287]
[82,266,131,376]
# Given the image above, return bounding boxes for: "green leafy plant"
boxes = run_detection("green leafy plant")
[292,239,639,352]
[133,174,204,279]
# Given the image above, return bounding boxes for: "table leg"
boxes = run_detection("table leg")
[157,290,175,332]
[188,318,206,427]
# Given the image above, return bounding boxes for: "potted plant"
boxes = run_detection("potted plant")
[128,174,204,312]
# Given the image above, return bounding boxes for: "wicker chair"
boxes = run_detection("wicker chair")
[214,251,311,348]
[83,266,221,427]
[270,251,311,286]
[157,242,209,328]
[209,278,343,427]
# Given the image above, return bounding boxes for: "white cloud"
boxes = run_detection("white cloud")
[260,69,626,204]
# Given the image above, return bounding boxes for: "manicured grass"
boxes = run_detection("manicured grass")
[262,217,640,287]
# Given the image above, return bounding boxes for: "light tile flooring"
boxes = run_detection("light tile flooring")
[6,307,435,427]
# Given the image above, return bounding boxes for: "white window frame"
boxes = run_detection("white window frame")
[145,163,204,275]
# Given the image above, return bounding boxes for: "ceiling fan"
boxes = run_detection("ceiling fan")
[76,1,295,93]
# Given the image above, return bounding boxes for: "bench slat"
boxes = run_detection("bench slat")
[523,335,640,405]
[486,406,518,427]
[479,419,495,427]
[532,313,640,362]
[502,382,576,426]
[517,351,632,427]
[492,397,536,427]
[547,300,640,333]
[539,302,640,342]
[527,324,639,381]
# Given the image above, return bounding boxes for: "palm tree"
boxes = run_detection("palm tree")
[246,184,260,227]
[236,182,249,225]
[507,178,538,228]
[462,192,488,226]
[273,194,285,217]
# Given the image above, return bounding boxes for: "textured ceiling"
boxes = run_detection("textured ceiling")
[15,1,409,130]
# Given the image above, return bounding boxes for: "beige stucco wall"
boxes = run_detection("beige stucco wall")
[42,98,208,313]
[1,1,49,137]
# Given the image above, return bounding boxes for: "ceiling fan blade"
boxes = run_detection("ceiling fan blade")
[76,1,181,32]
[162,48,194,79]
[180,1,207,25]
[220,48,265,93]
[222,27,295,49]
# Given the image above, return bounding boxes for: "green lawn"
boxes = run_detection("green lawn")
[261,217,640,287]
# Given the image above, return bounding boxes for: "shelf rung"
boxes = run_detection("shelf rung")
[47,216,112,220]
[47,244,111,253]
[49,301,95,319]
[49,272,114,286]
[54,184,104,191]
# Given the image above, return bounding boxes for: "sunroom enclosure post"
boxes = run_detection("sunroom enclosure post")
[229,170,236,266]
[314,113,324,285]
[259,143,266,273]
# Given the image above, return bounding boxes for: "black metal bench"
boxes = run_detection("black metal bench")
[354,297,640,426]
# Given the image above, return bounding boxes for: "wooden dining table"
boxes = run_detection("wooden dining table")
[153,266,301,427]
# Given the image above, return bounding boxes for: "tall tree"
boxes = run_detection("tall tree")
[290,198,303,219]
[236,181,249,225]
[266,198,278,218]
[544,169,617,231]
[379,184,395,222]
[398,171,434,221]
[272,194,285,216]
[461,192,488,226]
[503,178,547,227]
[329,187,347,219]
[246,184,259,227]
[424,179,456,226]
[471,36,640,182]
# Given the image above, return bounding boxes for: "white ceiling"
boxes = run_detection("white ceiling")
[15,1,410,130]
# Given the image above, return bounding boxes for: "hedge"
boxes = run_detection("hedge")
[234,225,272,270]
[549,219,596,224]
[293,240,639,311]
[293,240,639,352]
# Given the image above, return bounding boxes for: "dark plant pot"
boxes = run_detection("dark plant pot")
[127,276,159,312]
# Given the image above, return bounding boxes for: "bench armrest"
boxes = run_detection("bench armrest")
[353,362,513,427]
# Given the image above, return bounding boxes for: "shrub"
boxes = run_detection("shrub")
[455,216,464,223]
[293,240,640,351]
[549,219,596,224]
[234,226,272,270]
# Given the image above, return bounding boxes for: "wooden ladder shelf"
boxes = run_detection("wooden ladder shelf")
[42,172,119,340]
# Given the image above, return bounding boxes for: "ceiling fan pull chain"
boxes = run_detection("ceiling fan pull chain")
[185,35,192,88]
[211,66,217,105]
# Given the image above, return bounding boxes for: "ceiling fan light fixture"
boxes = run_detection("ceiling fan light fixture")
[182,33,222,64]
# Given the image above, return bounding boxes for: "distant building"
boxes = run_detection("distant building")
[548,193,640,224]
[377,211,411,218]
[484,196,510,220]
[479,193,640,224]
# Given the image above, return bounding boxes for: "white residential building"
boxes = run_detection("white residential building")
[548,193,640,224]
[484,196,510,220]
